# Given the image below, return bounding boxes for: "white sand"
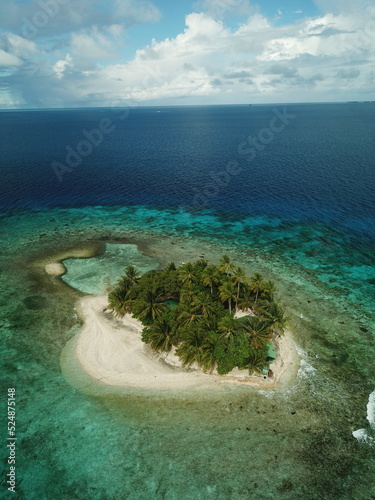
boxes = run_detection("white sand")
[45,262,66,276]
[74,296,300,391]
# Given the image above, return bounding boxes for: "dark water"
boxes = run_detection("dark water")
[0,104,374,499]
[1,104,374,236]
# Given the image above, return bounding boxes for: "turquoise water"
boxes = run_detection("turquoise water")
[1,205,374,499]
[62,243,159,294]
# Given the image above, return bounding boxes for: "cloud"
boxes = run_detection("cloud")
[224,70,253,78]
[268,64,298,78]
[194,0,253,19]
[0,0,161,41]
[336,68,360,79]
[70,26,123,61]
[133,13,230,67]
[0,49,21,67]
[53,53,73,79]
[258,11,375,62]
[1,3,375,107]
[114,0,161,24]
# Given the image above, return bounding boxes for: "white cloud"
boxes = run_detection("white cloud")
[0,31,38,70]
[134,13,230,67]
[114,0,161,24]
[6,33,37,58]
[53,53,73,79]
[0,49,21,67]
[0,0,161,38]
[70,27,122,61]
[236,12,271,34]
[1,3,375,107]
[194,0,253,19]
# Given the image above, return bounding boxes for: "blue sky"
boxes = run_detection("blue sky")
[0,0,374,108]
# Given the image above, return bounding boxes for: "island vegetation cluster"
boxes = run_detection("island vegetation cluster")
[108,255,287,375]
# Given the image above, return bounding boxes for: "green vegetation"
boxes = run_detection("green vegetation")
[108,255,287,375]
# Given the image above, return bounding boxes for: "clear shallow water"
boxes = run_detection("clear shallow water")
[0,105,374,499]
[62,243,159,294]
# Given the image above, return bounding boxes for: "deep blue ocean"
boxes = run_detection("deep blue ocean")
[1,103,374,238]
[0,104,374,500]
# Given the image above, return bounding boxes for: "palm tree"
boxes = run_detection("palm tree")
[124,265,140,285]
[177,306,204,327]
[192,293,215,318]
[107,287,129,317]
[178,262,197,285]
[202,264,219,295]
[261,302,287,337]
[250,273,264,305]
[218,316,238,344]
[194,258,208,270]
[142,317,175,353]
[218,254,235,276]
[242,316,271,349]
[179,283,195,307]
[232,265,247,299]
[219,280,237,314]
[246,348,268,375]
[135,290,167,322]
[202,312,219,331]
[164,262,177,271]
[261,280,275,302]
[175,330,205,368]
[237,292,253,312]
[116,276,131,293]
[200,333,218,373]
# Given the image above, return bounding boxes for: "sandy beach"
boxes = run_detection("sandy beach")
[73,295,300,391]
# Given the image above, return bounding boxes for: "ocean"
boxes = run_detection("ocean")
[0,104,374,499]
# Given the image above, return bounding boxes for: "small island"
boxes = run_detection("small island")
[107,255,287,377]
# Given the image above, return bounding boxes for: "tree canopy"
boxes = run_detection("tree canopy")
[107,255,287,375]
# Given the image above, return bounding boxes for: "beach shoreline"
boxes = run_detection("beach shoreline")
[70,295,300,391]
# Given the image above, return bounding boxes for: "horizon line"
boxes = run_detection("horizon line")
[1,100,374,112]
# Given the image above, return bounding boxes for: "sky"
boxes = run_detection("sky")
[0,0,374,108]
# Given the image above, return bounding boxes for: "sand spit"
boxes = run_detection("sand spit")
[43,243,105,277]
